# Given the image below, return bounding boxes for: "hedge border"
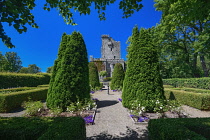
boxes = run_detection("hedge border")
[0,87,48,112]
[0,117,86,140]
[164,88,210,110]
[148,118,210,140]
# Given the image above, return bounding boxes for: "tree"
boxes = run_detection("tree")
[1,0,143,48]
[46,66,53,73]
[99,71,107,77]
[0,52,7,72]
[47,31,90,110]
[155,0,210,77]
[4,52,22,72]
[110,63,124,90]
[19,64,41,73]
[89,62,100,90]
[122,27,165,112]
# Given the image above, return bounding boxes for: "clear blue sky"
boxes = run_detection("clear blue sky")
[0,0,161,72]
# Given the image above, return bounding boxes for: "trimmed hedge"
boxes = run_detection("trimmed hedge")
[0,87,36,94]
[148,118,210,140]
[168,87,210,94]
[164,88,210,110]
[0,73,51,89]
[0,87,48,112]
[0,117,86,140]
[163,78,210,89]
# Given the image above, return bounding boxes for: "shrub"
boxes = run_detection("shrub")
[22,100,44,116]
[0,117,86,140]
[110,63,125,90]
[89,62,100,90]
[47,32,90,110]
[0,73,51,89]
[122,27,165,111]
[103,77,112,82]
[164,88,210,110]
[163,78,210,89]
[148,118,210,140]
[0,87,48,112]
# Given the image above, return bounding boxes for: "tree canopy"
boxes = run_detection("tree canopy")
[1,0,143,48]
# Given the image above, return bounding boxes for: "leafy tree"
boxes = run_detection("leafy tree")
[4,52,22,72]
[155,0,210,77]
[89,62,100,90]
[0,52,7,72]
[122,27,165,112]
[1,0,143,48]
[46,66,53,73]
[47,31,90,110]
[110,63,124,90]
[19,64,41,73]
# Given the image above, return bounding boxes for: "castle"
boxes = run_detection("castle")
[90,35,125,77]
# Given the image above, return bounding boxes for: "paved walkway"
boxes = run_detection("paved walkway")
[86,87,148,140]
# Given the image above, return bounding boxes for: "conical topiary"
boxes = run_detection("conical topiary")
[110,63,124,90]
[47,31,90,110]
[122,27,165,112]
[89,62,100,90]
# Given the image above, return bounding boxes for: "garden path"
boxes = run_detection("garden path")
[86,86,148,140]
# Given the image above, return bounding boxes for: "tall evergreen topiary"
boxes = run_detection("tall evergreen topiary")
[47,31,90,110]
[110,63,124,90]
[89,62,100,90]
[122,26,165,112]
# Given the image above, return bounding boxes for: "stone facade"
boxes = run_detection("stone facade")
[90,35,125,77]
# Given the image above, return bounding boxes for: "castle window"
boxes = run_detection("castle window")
[111,48,112,51]
[114,56,116,59]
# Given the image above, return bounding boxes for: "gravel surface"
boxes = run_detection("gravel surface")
[86,87,148,140]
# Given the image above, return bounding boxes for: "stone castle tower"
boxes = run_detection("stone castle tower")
[90,35,125,77]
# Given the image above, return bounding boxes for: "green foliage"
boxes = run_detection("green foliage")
[164,88,210,110]
[89,62,100,90]
[47,32,90,110]
[3,52,22,72]
[122,26,165,111]
[99,71,107,77]
[103,77,112,82]
[0,117,86,140]
[148,118,210,140]
[1,0,143,48]
[0,87,36,94]
[46,66,53,73]
[0,87,48,112]
[0,73,51,89]
[110,63,124,90]
[22,100,44,116]
[163,78,210,89]
[19,64,41,73]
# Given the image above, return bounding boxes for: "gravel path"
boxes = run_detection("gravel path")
[86,87,148,140]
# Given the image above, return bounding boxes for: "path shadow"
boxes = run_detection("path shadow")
[97,100,119,109]
[86,126,148,140]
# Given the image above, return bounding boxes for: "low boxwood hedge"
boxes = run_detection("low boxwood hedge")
[0,73,51,89]
[148,118,210,140]
[0,87,36,94]
[166,87,210,94]
[163,78,210,89]
[0,87,48,112]
[164,88,210,110]
[0,117,86,140]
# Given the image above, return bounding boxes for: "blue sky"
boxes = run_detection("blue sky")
[0,0,161,72]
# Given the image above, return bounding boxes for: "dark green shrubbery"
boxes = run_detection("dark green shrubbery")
[164,88,210,110]
[148,118,210,140]
[110,63,124,90]
[0,73,51,89]
[0,117,86,140]
[122,27,165,111]
[89,62,100,90]
[47,32,90,110]
[0,87,48,112]
[163,78,210,89]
